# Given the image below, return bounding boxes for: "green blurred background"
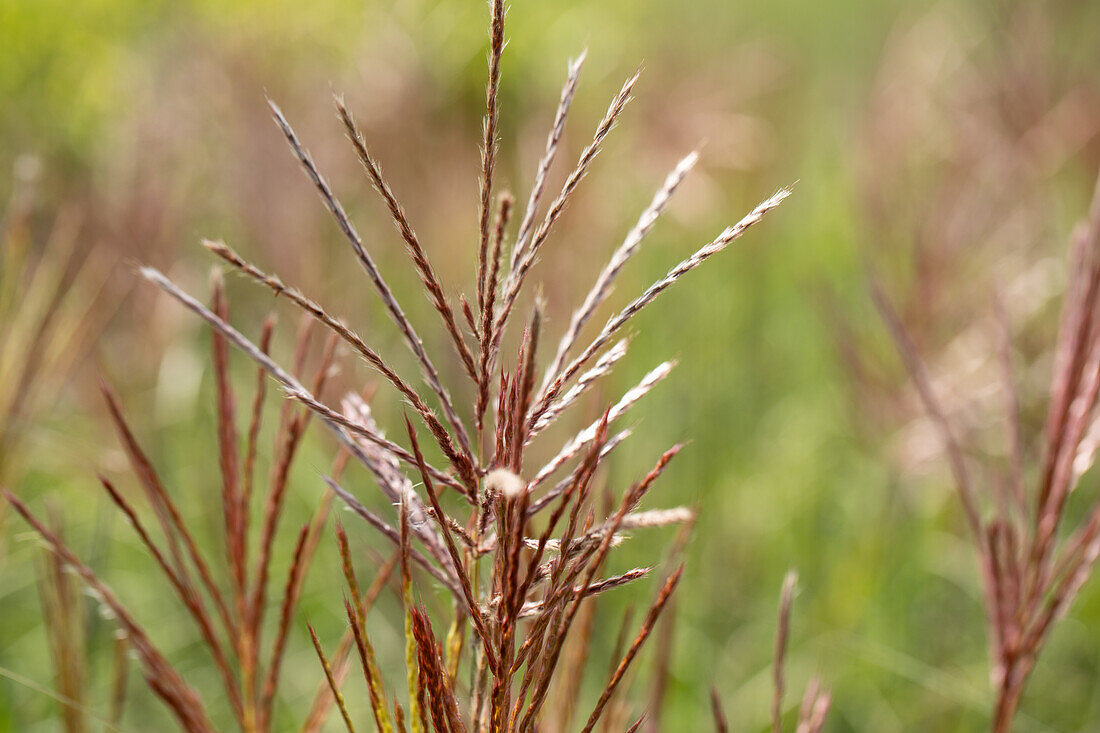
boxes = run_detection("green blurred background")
[4,0,1100,730]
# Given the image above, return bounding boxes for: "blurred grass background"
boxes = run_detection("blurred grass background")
[4,0,1100,730]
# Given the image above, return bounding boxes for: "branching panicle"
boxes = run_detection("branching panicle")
[6,1,799,730]
[875,170,1100,731]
